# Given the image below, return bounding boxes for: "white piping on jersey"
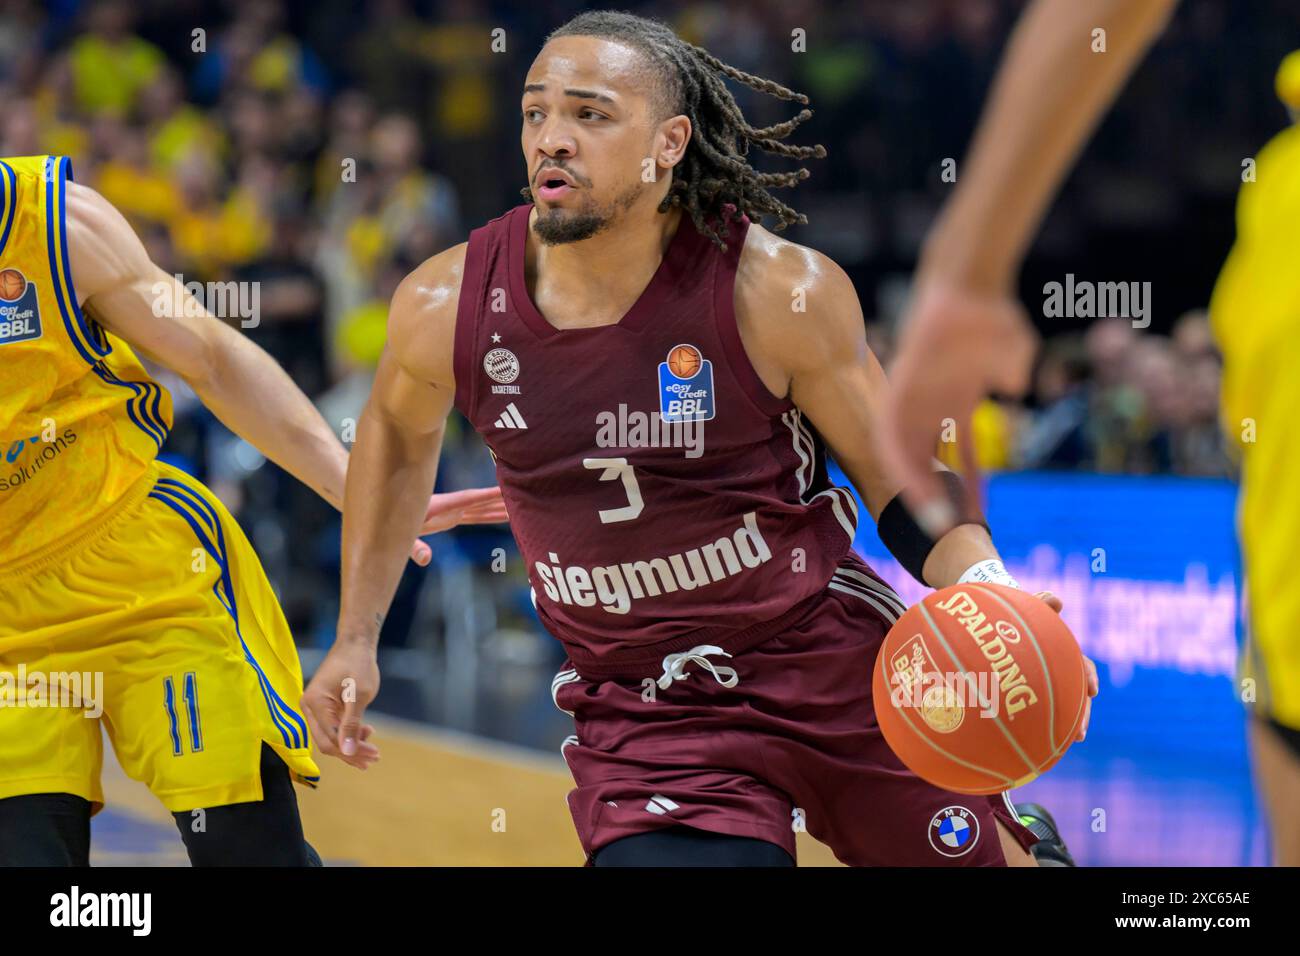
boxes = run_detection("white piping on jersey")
[829,569,904,625]
[813,486,859,540]
[782,409,815,500]
[833,565,905,618]
[782,409,859,546]
[551,668,580,716]
[828,581,899,624]
[1002,790,1019,822]
[655,645,739,690]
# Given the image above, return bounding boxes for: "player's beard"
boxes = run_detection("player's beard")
[532,181,642,246]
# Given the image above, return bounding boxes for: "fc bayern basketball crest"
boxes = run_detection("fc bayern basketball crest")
[658,343,716,423]
[484,345,521,394]
[929,806,980,857]
[0,267,43,346]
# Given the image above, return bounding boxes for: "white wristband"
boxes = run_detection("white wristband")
[957,559,1021,590]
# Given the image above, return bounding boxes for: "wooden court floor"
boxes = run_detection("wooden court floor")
[92,715,840,866]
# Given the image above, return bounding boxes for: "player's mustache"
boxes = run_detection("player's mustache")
[533,163,590,188]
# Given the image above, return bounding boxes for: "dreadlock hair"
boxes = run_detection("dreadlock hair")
[522,10,826,249]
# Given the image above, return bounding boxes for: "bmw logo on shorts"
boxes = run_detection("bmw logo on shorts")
[928,805,980,858]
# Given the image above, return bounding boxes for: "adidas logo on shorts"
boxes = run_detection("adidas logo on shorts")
[645,794,680,815]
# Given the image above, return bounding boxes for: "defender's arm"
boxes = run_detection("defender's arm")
[66,181,350,510]
[918,0,1179,295]
[65,183,502,567]
[883,0,1178,529]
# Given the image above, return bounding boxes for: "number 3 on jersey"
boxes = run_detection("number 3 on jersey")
[582,457,644,524]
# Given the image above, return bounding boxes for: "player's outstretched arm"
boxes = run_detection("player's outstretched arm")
[303,245,469,768]
[67,181,352,510]
[66,182,504,566]
[880,0,1178,531]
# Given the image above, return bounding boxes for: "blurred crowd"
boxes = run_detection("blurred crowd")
[0,0,1280,641]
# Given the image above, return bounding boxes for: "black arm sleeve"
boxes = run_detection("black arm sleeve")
[875,470,990,585]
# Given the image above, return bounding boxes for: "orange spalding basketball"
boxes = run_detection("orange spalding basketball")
[667,344,701,378]
[872,583,1088,795]
[0,269,26,300]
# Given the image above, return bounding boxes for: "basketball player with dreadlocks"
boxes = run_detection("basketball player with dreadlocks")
[305,11,1097,866]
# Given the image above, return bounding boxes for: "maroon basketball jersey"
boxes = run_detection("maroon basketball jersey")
[453,204,858,667]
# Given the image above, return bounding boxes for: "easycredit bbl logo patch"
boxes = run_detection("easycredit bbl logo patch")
[0,268,42,346]
[657,344,715,423]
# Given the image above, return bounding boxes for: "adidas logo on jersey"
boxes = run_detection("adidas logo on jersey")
[494,403,528,429]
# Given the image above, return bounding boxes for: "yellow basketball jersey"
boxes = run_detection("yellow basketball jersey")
[0,155,172,566]
[1210,124,1300,728]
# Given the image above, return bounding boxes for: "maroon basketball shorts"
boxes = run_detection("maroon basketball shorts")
[551,555,1039,866]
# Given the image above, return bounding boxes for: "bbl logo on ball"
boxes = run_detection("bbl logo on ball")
[657,343,715,423]
[921,683,965,734]
[928,805,979,858]
[484,347,520,384]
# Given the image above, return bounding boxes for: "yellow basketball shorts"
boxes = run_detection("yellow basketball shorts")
[0,461,319,813]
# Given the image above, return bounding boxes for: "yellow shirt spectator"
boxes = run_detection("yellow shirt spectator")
[68,33,165,116]
[170,189,272,278]
[95,160,179,226]
[150,107,227,171]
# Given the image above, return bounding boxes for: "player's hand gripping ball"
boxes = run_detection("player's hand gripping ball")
[872,584,1092,795]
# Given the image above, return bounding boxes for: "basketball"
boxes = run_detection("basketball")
[0,268,26,300]
[667,344,702,378]
[872,583,1088,795]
